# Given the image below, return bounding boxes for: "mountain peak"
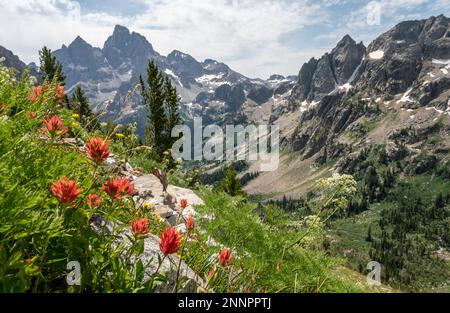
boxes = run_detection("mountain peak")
[168,50,189,58]
[268,74,285,81]
[113,25,130,36]
[337,34,356,46]
[103,25,155,69]
[68,36,91,50]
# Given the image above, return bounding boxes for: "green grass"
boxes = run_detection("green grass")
[194,188,380,292]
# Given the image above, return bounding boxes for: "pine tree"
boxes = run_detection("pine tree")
[39,46,66,85]
[218,166,246,197]
[141,60,168,160]
[71,86,95,128]
[71,86,91,117]
[164,76,181,145]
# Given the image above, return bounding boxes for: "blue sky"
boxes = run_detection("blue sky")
[0,0,449,78]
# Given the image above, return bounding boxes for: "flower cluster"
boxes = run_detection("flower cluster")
[219,248,233,267]
[50,177,82,205]
[86,137,110,163]
[87,194,102,208]
[159,226,182,256]
[41,115,68,137]
[30,84,65,103]
[180,198,188,209]
[102,177,137,200]
[132,217,151,238]
[185,215,195,231]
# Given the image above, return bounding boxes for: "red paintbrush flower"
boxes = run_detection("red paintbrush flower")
[131,217,150,238]
[185,215,195,231]
[102,177,137,200]
[121,178,137,196]
[86,137,110,163]
[180,198,188,209]
[30,86,43,102]
[102,178,122,200]
[50,177,82,205]
[41,115,68,137]
[54,85,65,102]
[219,248,233,267]
[159,227,182,256]
[87,194,102,208]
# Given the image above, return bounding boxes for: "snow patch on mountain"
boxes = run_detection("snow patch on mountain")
[397,88,414,103]
[368,50,384,60]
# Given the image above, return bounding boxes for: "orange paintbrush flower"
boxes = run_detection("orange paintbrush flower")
[185,215,195,231]
[131,217,150,238]
[54,85,65,102]
[219,248,233,267]
[41,115,68,137]
[159,227,182,256]
[87,194,102,208]
[102,177,137,200]
[121,177,137,196]
[30,86,43,102]
[50,177,82,205]
[180,198,188,209]
[86,137,110,163]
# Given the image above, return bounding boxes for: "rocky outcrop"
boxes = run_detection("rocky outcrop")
[357,15,450,96]
[289,35,365,105]
[86,150,208,292]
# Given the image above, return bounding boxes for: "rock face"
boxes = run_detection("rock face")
[357,15,450,96]
[289,35,366,104]
[0,45,39,79]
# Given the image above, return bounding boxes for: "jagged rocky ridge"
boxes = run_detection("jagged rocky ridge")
[49,25,296,136]
[284,15,450,167]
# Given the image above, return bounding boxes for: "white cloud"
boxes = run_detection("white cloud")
[0,0,116,62]
[0,0,446,78]
[0,0,328,78]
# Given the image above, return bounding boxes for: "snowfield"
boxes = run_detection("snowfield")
[368,50,384,60]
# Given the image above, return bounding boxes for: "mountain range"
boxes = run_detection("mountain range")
[45,25,295,136]
[1,14,450,198]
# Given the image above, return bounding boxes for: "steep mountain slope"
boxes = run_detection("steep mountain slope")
[245,15,450,198]
[0,45,39,78]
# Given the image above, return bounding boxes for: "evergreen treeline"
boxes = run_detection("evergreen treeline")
[370,185,450,288]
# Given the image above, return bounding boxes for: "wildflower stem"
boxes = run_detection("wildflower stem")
[174,230,190,292]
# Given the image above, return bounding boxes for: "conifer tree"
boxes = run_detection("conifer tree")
[218,166,246,197]
[71,86,91,118]
[141,60,168,160]
[366,226,373,242]
[164,76,181,144]
[140,59,183,176]
[39,46,66,85]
